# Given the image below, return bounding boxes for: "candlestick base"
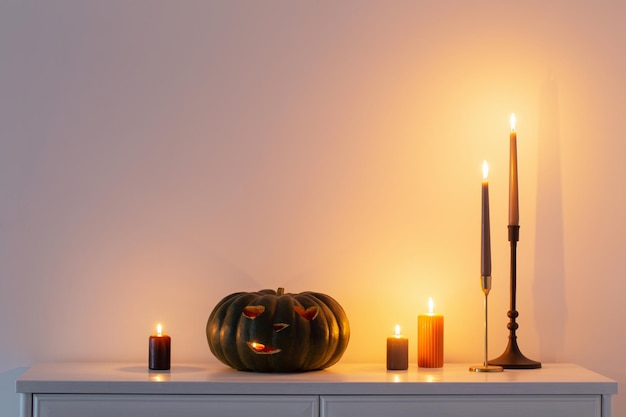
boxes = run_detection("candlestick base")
[469,364,503,373]
[488,337,541,369]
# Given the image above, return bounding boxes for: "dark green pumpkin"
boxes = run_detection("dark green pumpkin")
[206,288,350,372]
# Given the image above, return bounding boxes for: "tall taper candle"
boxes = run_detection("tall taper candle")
[509,114,519,226]
[481,161,491,277]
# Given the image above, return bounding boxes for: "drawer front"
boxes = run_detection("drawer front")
[34,394,318,417]
[321,395,601,417]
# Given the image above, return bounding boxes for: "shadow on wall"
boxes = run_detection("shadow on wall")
[533,75,567,362]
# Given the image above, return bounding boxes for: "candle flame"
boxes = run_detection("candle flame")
[428,297,434,314]
[251,342,265,351]
[482,161,489,180]
[157,323,162,337]
[395,324,401,337]
[510,113,516,132]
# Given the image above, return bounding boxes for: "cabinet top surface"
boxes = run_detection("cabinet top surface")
[16,362,617,396]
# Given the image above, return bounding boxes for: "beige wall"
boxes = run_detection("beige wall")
[1,1,624,415]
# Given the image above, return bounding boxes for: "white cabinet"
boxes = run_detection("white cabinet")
[33,394,318,417]
[17,362,617,417]
[321,395,602,417]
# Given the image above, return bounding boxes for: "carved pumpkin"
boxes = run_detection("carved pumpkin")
[206,287,350,372]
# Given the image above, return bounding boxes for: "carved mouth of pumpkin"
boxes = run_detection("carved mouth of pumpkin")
[247,341,281,355]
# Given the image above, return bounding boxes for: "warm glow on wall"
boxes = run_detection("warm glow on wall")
[3,0,626,415]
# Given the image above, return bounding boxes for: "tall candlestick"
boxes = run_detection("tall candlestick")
[417,298,444,368]
[472,176,503,374]
[149,323,171,371]
[509,113,519,226]
[489,114,541,369]
[481,161,491,277]
[387,325,409,370]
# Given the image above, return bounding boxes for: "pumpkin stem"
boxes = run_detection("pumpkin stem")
[277,287,285,296]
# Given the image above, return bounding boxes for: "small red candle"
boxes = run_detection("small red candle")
[149,323,171,371]
[387,325,408,370]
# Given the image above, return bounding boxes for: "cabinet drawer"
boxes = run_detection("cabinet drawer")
[34,394,318,417]
[321,395,601,417]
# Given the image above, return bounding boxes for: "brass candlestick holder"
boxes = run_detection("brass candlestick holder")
[470,275,503,373]
[488,225,541,369]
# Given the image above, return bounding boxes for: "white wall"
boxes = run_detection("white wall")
[1,0,624,415]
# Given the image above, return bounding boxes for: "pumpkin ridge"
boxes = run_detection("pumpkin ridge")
[207,292,250,363]
[296,294,335,370]
[220,293,260,370]
[305,292,350,368]
[267,295,305,371]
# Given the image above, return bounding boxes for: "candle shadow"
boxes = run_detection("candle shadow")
[533,74,568,361]
[118,365,207,374]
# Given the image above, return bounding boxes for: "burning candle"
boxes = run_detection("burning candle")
[481,161,491,277]
[509,114,519,226]
[417,298,444,368]
[387,325,408,370]
[149,323,171,371]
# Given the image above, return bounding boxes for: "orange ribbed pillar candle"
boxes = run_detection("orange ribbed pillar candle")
[417,298,444,368]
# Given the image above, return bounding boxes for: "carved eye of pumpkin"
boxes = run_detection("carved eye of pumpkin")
[273,323,289,332]
[243,305,265,319]
[294,306,319,321]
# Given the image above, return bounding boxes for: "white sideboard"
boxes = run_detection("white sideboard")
[16,362,617,417]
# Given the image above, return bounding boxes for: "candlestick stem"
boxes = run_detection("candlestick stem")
[470,276,503,373]
[488,225,541,369]
[482,288,489,365]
